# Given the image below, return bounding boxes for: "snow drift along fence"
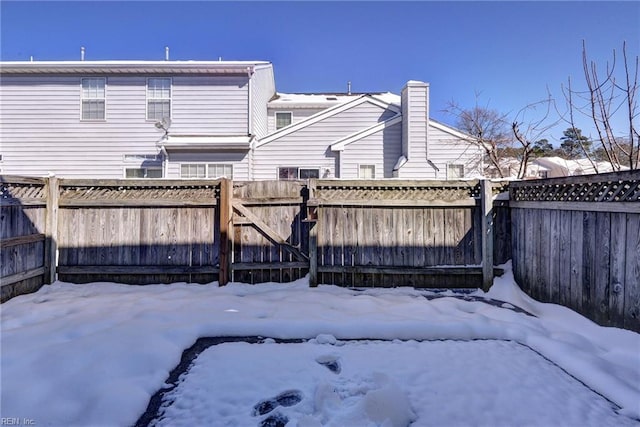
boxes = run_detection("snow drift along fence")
[510,170,640,332]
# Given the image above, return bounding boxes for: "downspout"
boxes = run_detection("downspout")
[161,145,168,178]
[247,66,254,180]
[247,66,253,137]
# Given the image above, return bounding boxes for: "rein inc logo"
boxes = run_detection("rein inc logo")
[1,419,35,425]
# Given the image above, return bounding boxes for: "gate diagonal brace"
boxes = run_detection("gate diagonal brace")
[232,201,309,262]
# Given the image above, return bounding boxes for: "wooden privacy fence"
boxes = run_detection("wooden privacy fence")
[306,180,506,287]
[0,176,509,301]
[510,170,640,332]
[0,176,51,302]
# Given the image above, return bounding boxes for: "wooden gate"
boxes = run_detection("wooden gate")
[230,180,310,283]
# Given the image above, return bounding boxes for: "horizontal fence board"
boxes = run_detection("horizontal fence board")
[58,199,218,207]
[0,233,45,248]
[0,198,47,206]
[308,198,478,207]
[1,266,46,287]
[510,201,639,213]
[57,265,219,275]
[232,262,308,270]
[59,178,223,188]
[317,265,485,275]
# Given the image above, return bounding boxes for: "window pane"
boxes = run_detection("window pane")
[126,168,145,178]
[448,164,464,179]
[148,100,170,120]
[299,168,319,179]
[207,164,233,178]
[275,112,292,129]
[146,168,163,178]
[359,165,375,179]
[278,167,297,180]
[81,78,105,120]
[181,164,206,178]
[82,100,105,120]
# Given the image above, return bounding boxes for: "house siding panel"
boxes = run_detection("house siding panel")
[340,122,402,179]
[250,66,275,138]
[267,108,325,134]
[398,124,483,179]
[254,101,396,179]
[171,76,249,135]
[0,74,251,178]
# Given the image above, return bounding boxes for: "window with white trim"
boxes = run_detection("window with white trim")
[358,164,376,179]
[278,167,319,180]
[81,78,106,120]
[275,112,292,130]
[180,163,233,179]
[147,78,171,120]
[125,167,163,178]
[447,164,464,179]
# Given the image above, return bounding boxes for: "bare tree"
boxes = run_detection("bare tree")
[446,96,558,179]
[511,96,560,179]
[561,41,639,170]
[445,101,513,178]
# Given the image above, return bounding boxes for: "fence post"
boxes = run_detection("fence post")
[218,178,233,286]
[44,176,59,284]
[308,180,318,287]
[481,180,494,291]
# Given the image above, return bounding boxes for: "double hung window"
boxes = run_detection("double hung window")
[147,78,171,120]
[81,78,106,120]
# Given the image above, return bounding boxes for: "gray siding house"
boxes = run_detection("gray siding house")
[0,60,483,180]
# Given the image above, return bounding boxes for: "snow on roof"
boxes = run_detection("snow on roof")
[269,91,400,109]
[533,157,626,175]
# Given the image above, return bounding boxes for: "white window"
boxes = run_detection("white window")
[125,167,163,178]
[81,78,106,120]
[147,78,171,120]
[359,164,376,179]
[278,167,319,180]
[538,171,548,179]
[207,163,233,178]
[447,164,464,179]
[275,112,292,130]
[181,163,233,179]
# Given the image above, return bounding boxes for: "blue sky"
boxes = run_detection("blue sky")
[1,1,638,144]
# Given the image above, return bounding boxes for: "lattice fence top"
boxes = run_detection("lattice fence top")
[59,183,220,203]
[510,173,640,202]
[0,179,47,204]
[314,180,481,202]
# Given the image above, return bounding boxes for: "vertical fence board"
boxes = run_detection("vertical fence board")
[609,212,627,327]
[594,212,611,325]
[582,212,597,314]
[570,211,584,315]
[548,209,560,302]
[624,214,640,331]
[558,210,572,307]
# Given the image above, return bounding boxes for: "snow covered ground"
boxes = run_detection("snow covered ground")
[1,263,639,426]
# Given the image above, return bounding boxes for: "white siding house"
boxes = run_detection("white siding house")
[0,61,273,179]
[0,59,483,180]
